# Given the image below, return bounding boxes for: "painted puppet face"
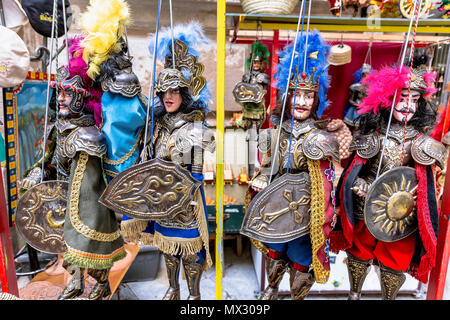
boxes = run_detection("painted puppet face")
[252,60,263,72]
[393,88,420,123]
[290,90,315,120]
[163,87,183,113]
[57,89,74,118]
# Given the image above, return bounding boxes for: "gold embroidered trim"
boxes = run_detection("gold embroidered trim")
[63,244,126,270]
[103,129,143,166]
[307,158,330,284]
[69,152,121,242]
[250,238,269,255]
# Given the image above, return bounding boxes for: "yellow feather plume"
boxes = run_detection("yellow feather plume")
[80,0,131,80]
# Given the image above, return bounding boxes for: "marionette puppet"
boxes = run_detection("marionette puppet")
[19,36,126,300]
[330,59,444,300]
[240,29,340,300]
[100,22,215,300]
[233,41,271,130]
[232,41,271,177]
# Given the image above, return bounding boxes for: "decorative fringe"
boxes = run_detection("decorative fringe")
[307,158,330,284]
[63,246,126,270]
[153,231,203,259]
[120,218,149,244]
[193,189,213,270]
[139,232,154,246]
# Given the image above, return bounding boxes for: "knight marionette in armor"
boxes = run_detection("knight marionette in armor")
[330,60,444,300]
[100,22,215,300]
[233,41,271,177]
[233,41,270,129]
[18,37,126,300]
[241,30,340,300]
[79,0,147,184]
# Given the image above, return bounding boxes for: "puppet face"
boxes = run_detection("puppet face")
[57,89,75,118]
[163,87,183,113]
[252,60,263,72]
[290,90,315,120]
[393,88,420,123]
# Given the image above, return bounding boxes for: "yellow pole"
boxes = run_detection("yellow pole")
[215,0,226,300]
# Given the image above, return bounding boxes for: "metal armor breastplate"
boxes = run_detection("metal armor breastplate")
[278,119,316,174]
[378,125,417,174]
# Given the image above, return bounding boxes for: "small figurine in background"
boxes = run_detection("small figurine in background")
[233,41,270,177]
[233,41,270,130]
[344,63,372,130]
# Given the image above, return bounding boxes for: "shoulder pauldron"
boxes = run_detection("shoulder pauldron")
[349,132,380,159]
[303,129,340,162]
[63,126,107,159]
[411,134,446,169]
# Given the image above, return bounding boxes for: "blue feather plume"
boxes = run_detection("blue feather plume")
[148,21,211,112]
[275,30,330,117]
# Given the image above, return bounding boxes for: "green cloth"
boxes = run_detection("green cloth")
[63,152,125,270]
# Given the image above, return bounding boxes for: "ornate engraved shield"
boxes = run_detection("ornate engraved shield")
[364,166,418,242]
[241,173,311,243]
[15,180,68,254]
[233,82,265,105]
[100,158,201,220]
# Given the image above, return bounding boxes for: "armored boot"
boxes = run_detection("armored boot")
[88,268,111,300]
[346,252,371,300]
[379,262,406,300]
[259,256,289,300]
[288,267,315,300]
[162,253,181,300]
[58,263,85,300]
[182,254,203,300]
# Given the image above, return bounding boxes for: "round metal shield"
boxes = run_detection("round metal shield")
[240,173,311,243]
[233,82,265,105]
[99,158,201,220]
[364,166,418,242]
[15,180,68,254]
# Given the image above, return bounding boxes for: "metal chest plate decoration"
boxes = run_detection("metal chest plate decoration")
[241,173,311,243]
[364,166,418,242]
[15,180,68,254]
[233,82,265,105]
[100,158,201,220]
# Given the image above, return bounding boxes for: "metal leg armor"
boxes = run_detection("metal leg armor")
[379,262,406,300]
[259,255,289,300]
[346,252,371,300]
[182,254,203,300]
[87,268,111,300]
[288,267,315,300]
[58,262,85,300]
[162,253,181,300]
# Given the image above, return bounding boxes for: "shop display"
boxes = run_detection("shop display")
[2,0,450,302]
[331,61,445,300]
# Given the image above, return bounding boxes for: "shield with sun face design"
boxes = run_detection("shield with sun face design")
[364,166,418,242]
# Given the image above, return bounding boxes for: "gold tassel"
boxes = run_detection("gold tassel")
[193,189,213,270]
[153,231,203,257]
[307,158,330,284]
[120,218,149,244]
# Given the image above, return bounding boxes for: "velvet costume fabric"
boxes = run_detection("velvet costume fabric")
[63,152,125,269]
[330,152,440,283]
